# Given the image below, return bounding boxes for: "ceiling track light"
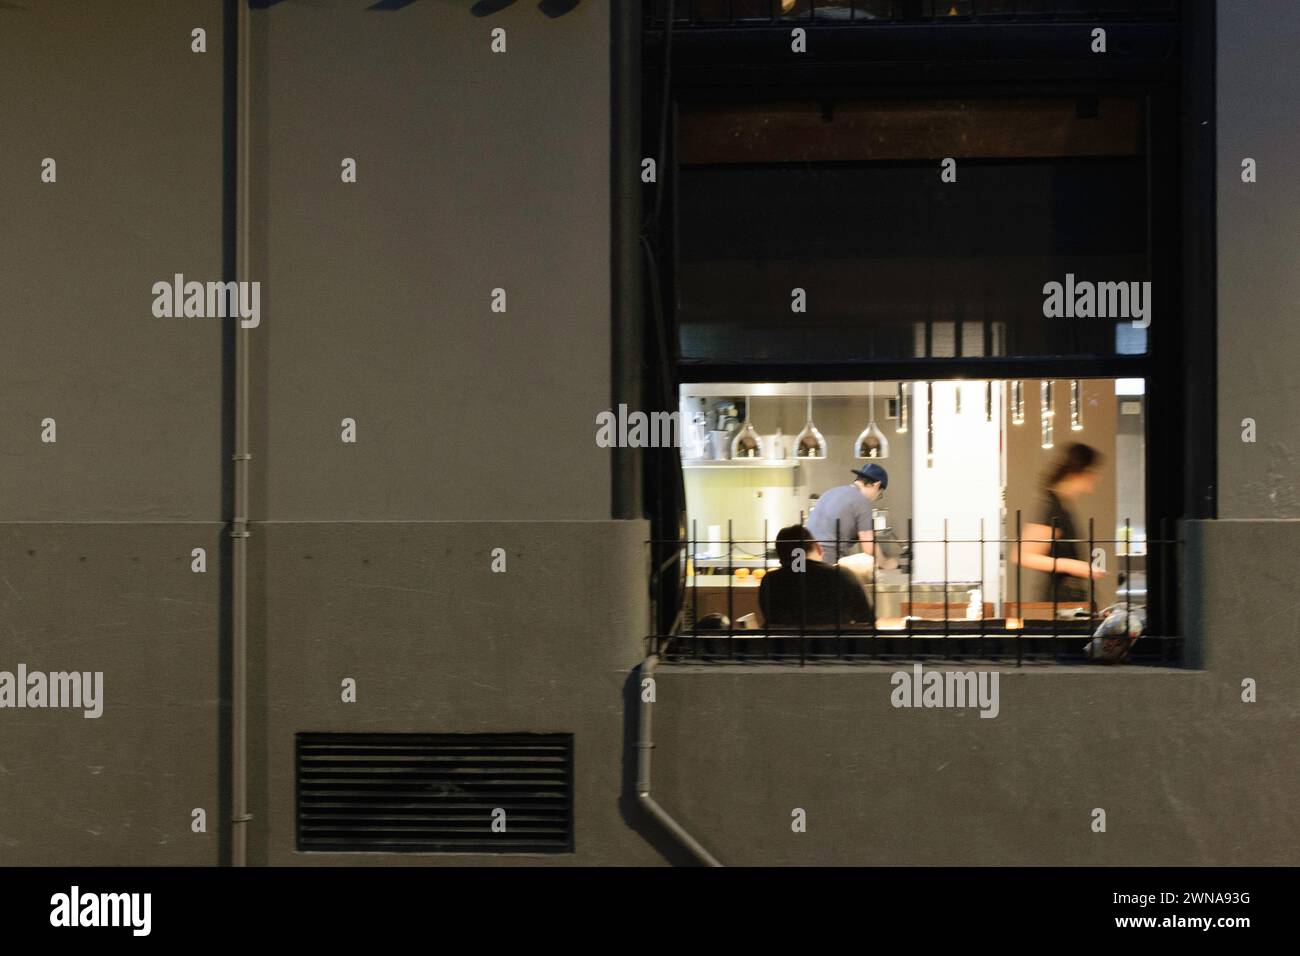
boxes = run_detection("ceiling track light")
[1070,380,1084,431]
[896,382,909,434]
[1011,380,1025,425]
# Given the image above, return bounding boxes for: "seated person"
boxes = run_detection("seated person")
[759,525,874,629]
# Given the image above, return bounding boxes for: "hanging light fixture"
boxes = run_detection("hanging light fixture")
[855,382,890,460]
[925,382,935,469]
[954,382,963,415]
[896,382,909,434]
[1040,380,1055,450]
[1070,380,1084,431]
[985,381,993,422]
[1011,380,1025,425]
[794,384,827,460]
[730,396,764,459]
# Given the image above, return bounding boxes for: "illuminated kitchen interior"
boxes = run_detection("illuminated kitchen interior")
[679,378,1147,633]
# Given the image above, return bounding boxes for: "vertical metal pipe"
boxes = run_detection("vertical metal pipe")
[612,0,644,521]
[230,0,253,868]
[636,655,723,867]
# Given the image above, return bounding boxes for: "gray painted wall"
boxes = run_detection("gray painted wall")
[247,0,612,522]
[249,521,660,866]
[0,0,226,865]
[1,1,651,866]
[649,520,1299,865]
[239,0,658,865]
[1217,0,1300,518]
[4,0,1299,868]
[639,0,1300,866]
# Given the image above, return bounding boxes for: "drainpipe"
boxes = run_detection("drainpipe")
[637,655,722,866]
[230,0,253,867]
[611,0,644,521]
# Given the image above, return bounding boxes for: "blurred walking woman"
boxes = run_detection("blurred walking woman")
[1015,443,1106,606]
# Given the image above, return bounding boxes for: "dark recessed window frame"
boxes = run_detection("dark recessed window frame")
[638,2,1214,664]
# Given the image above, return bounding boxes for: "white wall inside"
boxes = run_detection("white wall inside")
[911,381,1003,602]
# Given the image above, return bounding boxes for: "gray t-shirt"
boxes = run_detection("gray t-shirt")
[806,484,873,564]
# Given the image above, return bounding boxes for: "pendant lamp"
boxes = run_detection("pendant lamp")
[794,384,827,460]
[855,382,890,459]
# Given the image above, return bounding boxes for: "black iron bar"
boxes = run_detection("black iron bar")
[763,519,770,659]
[871,509,879,659]
[727,519,735,660]
[979,517,985,661]
[1051,515,1059,663]
[1088,516,1096,623]
[907,517,914,655]
[799,524,808,667]
[835,518,843,660]
[691,519,699,658]
[943,517,950,659]
[1125,516,1132,645]
[1161,516,1172,656]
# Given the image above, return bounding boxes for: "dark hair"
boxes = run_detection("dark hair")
[1044,442,1103,489]
[775,524,818,569]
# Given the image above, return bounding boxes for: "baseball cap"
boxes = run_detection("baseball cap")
[850,463,889,490]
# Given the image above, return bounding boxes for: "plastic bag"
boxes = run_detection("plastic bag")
[1083,604,1146,663]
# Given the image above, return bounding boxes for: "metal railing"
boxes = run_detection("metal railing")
[650,510,1179,666]
[644,0,1177,27]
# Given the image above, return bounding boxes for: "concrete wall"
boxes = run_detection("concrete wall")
[249,521,659,866]
[241,1,660,864]
[1217,0,1300,518]
[649,520,1298,865]
[246,0,611,522]
[638,0,1300,867]
[1,0,658,866]
[0,0,226,865]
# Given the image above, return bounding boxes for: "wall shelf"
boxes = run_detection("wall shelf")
[681,459,800,470]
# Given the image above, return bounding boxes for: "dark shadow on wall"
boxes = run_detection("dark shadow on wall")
[619,666,705,867]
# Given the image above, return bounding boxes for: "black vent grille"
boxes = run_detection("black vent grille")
[296,733,574,854]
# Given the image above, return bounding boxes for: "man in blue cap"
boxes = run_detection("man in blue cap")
[806,463,893,567]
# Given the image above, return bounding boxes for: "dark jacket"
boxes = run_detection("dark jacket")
[759,560,874,628]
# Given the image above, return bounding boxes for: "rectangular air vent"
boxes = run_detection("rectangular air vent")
[296,733,574,853]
